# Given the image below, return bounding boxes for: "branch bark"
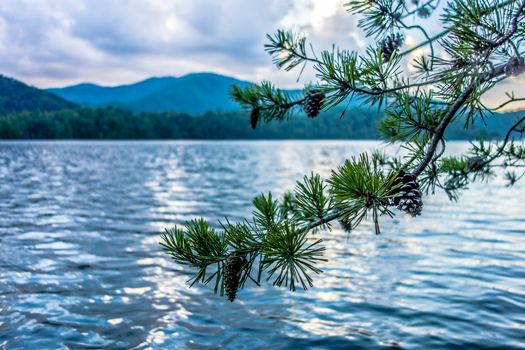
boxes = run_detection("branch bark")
[411,63,507,177]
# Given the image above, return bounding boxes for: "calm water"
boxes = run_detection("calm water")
[0,141,524,349]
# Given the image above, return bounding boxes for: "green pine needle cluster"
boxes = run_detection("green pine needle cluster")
[329,154,396,234]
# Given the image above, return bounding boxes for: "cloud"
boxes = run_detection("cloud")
[0,0,308,87]
[0,0,522,110]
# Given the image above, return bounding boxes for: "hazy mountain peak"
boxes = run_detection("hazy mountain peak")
[47,72,251,114]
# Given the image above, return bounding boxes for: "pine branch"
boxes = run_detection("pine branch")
[489,93,525,111]
[412,61,510,177]
[162,0,525,302]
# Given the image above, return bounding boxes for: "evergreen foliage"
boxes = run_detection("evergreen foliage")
[160,0,525,301]
[2,106,515,140]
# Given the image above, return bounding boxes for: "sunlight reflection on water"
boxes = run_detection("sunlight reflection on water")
[0,140,524,349]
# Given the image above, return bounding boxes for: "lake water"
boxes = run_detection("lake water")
[0,141,524,349]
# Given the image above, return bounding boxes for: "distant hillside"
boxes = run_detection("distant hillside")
[48,73,253,114]
[0,72,521,140]
[0,75,76,114]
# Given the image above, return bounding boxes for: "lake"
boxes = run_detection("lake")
[0,141,524,349]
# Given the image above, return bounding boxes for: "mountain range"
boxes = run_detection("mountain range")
[48,73,252,114]
[0,72,522,140]
[0,75,76,114]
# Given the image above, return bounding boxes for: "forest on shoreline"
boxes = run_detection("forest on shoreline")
[0,106,513,140]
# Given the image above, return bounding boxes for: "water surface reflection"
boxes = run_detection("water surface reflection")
[0,141,524,349]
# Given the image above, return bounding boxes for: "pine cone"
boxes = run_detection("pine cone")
[250,107,260,129]
[390,171,423,217]
[303,89,325,118]
[467,156,485,172]
[380,33,404,62]
[417,7,431,18]
[223,252,246,302]
[504,56,525,77]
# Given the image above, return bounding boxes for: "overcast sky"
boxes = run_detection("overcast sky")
[0,0,523,109]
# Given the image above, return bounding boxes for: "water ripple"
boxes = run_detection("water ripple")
[0,141,524,349]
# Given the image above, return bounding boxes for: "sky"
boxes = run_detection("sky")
[0,0,523,109]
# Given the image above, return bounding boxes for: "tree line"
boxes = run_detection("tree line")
[0,106,510,140]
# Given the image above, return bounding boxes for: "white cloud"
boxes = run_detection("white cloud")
[0,0,522,110]
[0,0,304,87]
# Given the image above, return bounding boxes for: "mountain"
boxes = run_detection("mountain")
[0,72,521,140]
[0,75,76,115]
[48,73,253,114]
